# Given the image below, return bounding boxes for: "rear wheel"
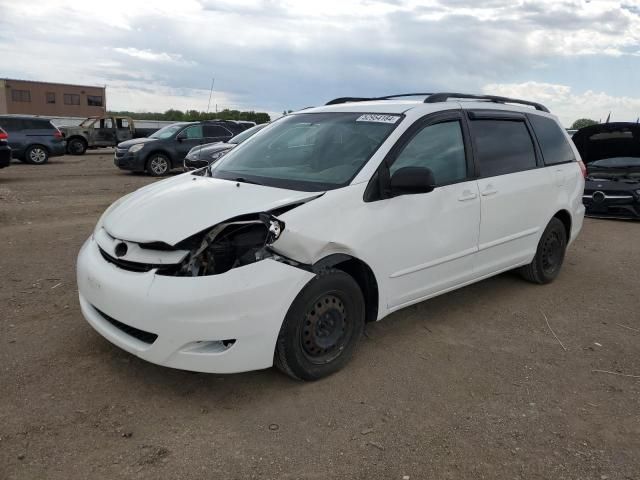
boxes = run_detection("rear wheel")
[24,145,49,165]
[67,138,87,155]
[275,269,365,380]
[146,154,171,177]
[519,217,567,284]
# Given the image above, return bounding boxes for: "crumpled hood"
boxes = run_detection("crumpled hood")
[103,174,322,245]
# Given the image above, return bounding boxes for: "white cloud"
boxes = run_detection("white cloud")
[113,48,193,65]
[483,81,640,126]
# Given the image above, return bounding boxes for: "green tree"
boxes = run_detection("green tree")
[571,118,598,130]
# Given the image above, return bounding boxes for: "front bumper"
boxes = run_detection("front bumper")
[77,236,315,373]
[114,149,145,172]
[583,192,640,219]
[183,156,210,171]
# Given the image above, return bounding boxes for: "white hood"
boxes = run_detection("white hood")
[103,174,321,245]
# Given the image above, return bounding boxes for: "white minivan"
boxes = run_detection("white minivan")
[77,93,585,380]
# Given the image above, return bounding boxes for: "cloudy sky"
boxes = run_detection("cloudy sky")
[1,0,639,125]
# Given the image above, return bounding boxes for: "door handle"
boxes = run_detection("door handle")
[458,190,478,202]
[481,187,498,196]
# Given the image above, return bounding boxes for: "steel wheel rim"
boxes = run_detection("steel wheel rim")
[150,157,168,175]
[300,293,350,364]
[541,230,561,274]
[70,141,83,154]
[30,148,46,163]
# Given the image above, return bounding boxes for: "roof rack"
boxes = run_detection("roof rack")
[325,93,433,106]
[424,93,549,112]
[325,92,549,112]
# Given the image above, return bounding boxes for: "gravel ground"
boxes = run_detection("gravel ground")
[1,151,639,480]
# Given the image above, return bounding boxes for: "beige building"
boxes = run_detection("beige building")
[0,78,106,117]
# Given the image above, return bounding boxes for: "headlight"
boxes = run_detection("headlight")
[129,144,145,153]
[210,150,226,161]
[635,189,640,195]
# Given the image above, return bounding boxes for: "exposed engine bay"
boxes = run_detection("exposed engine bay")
[169,214,285,277]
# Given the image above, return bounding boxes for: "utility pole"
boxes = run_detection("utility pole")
[206,77,215,114]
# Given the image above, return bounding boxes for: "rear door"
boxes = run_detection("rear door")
[468,111,554,276]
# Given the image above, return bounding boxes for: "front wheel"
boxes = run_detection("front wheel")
[275,269,365,381]
[146,154,171,177]
[519,217,567,284]
[24,145,49,165]
[67,138,87,155]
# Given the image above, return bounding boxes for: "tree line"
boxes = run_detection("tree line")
[107,109,271,124]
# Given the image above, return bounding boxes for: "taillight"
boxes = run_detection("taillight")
[0,131,7,140]
[54,129,63,139]
[578,159,587,178]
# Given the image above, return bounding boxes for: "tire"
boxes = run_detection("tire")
[24,145,49,165]
[67,138,87,155]
[275,268,365,381]
[146,153,171,177]
[519,217,567,284]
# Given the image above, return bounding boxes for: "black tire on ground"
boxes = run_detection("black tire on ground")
[24,145,49,165]
[519,217,567,284]
[67,138,87,155]
[275,268,365,381]
[146,154,171,177]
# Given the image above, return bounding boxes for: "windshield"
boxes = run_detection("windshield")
[229,123,268,145]
[149,123,187,139]
[211,112,401,191]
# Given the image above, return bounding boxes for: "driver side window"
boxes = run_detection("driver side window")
[390,121,467,186]
[182,125,204,139]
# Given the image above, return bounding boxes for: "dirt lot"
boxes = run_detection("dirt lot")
[1,151,639,479]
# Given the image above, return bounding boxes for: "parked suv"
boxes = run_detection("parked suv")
[0,127,11,168]
[78,93,585,380]
[0,115,66,164]
[114,120,246,176]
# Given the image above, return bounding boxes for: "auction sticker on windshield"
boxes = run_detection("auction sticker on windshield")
[356,114,401,124]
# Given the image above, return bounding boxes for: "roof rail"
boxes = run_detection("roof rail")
[424,93,549,112]
[325,93,433,106]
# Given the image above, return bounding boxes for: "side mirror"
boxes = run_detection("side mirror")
[176,132,187,142]
[389,166,436,196]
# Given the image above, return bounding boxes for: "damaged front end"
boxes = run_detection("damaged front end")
[166,213,287,277]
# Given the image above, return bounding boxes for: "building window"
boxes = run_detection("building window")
[46,92,56,104]
[64,94,80,105]
[11,89,31,102]
[87,95,103,107]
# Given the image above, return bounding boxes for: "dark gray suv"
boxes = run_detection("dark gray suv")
[0,115,66,164]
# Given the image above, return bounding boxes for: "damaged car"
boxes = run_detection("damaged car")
[572,122,640,219]
[77,93,585,380]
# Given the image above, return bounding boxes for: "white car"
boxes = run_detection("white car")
[77,93,585,380]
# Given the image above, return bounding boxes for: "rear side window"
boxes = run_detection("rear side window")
[470,120,537,177]
[390,121,467,185]
[0,118,21,131]
[23,119,52,130]
[529,115,575,165]
[204,125,232,138]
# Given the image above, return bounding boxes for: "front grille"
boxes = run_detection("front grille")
[94,307,158,344]
[99,247,153,272]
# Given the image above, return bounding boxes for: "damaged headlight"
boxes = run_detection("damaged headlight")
[169,214,285,277]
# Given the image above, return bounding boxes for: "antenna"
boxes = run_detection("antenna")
[206,77,215,113]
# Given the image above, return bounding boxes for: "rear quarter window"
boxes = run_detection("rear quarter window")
[528,114,575,165]
[0,118,22,131]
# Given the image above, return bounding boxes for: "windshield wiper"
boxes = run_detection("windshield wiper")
[233,176,263,186]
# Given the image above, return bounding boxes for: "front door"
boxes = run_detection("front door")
[94,118,116,146]
[176,125,206,161]
[366,112,481,310]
